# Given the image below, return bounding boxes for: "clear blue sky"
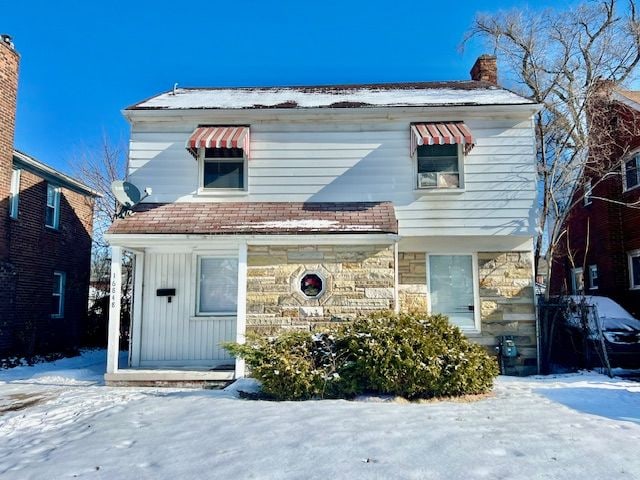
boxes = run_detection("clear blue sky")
[4,0,560,174]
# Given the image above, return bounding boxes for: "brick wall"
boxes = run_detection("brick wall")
[0,167,95,356]
[0,38,19,260]
[246,244,395,334]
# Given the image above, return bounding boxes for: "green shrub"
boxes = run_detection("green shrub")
[225,312,499,401]
[339,313,499,398]
[224,331,356,400]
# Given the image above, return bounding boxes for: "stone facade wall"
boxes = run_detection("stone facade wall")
[398,252,427,313]
[246,244,395,334]
[477,252,537,375]
[398,250,537,376]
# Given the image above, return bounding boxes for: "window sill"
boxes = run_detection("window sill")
[196,189,249,197]
[460,329,481,336]
[623,183,640,194]
[45,225,60,232]
[190,315,237,321]
[413,188,465,195]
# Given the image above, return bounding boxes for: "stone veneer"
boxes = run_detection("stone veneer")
[398,251,537,375]
[246,244,395,334]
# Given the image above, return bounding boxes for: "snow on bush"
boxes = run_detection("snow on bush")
[225,312,499,401]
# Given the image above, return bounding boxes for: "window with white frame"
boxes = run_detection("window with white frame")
[583,179,593,206]
[623,155,640,191]
[416,144,462,189]
[8,168,20,219]
[51,271,65,318]
[588,264,599,290]
[427,254,479,331]
[196,257,238,315]
[45,183,60,229]
[571,267,584,294]
[628,250,640,289]
[200,148,246,190]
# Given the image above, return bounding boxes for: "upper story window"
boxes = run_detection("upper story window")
[410,122,474,191]
[186,126,250,194]
[583,179,593,206]
[8,168,20,219]
[202,148,245,190]
[417,144,462,189]
[623,155,640,191]
[45,183,60,229]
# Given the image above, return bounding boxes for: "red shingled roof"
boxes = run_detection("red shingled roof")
[107,202,398,235]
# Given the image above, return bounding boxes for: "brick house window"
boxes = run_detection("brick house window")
[201,148,246,190]
[45,183,60,229]
[628,250,640,290]
[588,265,598,290]
[623,155,640,191]
[196,257,238,316]
[51,271,66,318]
[8,168,20,219]
[571,267,584,294]
[417,144,462,189]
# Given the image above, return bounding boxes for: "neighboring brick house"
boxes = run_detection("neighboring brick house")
[104,55,541,385]
[550,87,640,317]
[0,36,99,357]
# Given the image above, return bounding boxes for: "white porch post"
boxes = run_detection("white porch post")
[394,242,400,314]
[107,245,122,374]
[235,242,248,378]
[130,250,145,367]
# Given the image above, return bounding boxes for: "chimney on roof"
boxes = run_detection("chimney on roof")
[470,54,498,85]
[0,33,19,260]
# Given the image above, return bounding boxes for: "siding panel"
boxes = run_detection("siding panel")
[127,115,537,237]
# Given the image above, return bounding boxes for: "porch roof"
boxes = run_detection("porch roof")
[106,202,398,235]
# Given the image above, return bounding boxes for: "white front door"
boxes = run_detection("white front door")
[427,254,478,330]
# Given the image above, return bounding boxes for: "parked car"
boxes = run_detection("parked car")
[563,296,640,369]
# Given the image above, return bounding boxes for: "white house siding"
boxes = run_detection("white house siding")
[126,112,537,239]
[135,250,236,368]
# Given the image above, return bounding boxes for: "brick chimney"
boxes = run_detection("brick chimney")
[0,34,18,260]
[470,54,498,85]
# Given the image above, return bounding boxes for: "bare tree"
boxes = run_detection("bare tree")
[464,0,640,295]
[69,137,132,346]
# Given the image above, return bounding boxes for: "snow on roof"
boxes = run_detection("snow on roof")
[128,81,534,111]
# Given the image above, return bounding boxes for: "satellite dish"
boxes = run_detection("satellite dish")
[111,180,151,218]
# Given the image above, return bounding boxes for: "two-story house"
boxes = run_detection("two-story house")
[551,86,640,317]
[104,55,540,385]
[0,35,99,357]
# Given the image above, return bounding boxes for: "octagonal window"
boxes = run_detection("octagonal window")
[300,273,324,298]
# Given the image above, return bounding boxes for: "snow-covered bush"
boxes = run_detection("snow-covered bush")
[225,312,498,401]
[224,331,356,400]
[339,312,499,399]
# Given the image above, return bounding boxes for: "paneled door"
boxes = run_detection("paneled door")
[427,254,478,330]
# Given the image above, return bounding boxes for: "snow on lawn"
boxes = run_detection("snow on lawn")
[1,351,639,480]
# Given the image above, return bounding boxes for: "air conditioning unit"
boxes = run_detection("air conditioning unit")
[418,172,460,189]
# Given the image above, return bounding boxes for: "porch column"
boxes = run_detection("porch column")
[106,245,122,374]
[235,242,248,378]
[129,250,145,367]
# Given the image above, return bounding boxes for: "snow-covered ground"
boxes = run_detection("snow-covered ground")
[1,351,639,480]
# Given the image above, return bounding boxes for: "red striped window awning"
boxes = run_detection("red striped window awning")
[410,122,475,156]
[186,126,250,158]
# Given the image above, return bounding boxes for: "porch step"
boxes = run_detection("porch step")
[105,369,235,388]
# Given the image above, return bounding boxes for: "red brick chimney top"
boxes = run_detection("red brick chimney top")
[470,54,498,85]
